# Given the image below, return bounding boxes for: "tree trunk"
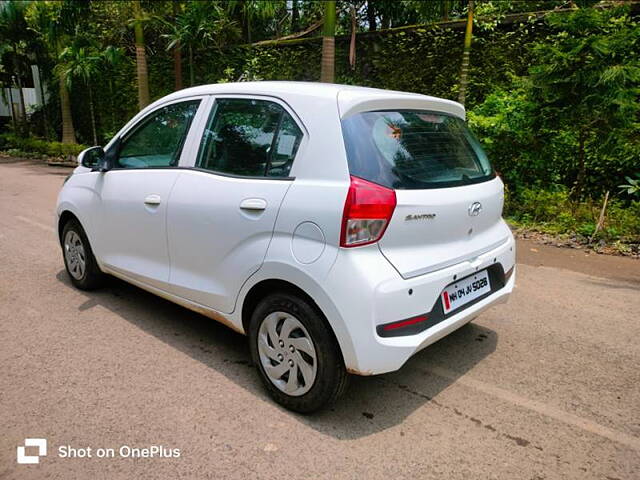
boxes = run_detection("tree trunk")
[573,131,587,200]
[174,43,183,91]
[15,73,27,134]
[188,45,194,87]
[291,0,299,32]
[457,0,474,106]
[13,45,28,135]
[444,0,450,21]
[589,190,609,243]
[349,5,357,70]
[59,72,76,144]
[35,63,50,140]
[366,1,376,31]
[88,84,97,145]
[238,0,250,43]
[320,1,336,83]
[7,84,16,132]
[173,1,183,91]
[133,0,150,110]
[109,79,116,132]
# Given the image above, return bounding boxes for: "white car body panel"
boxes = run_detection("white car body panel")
[57,81,516,376]
[92,169,180,289]
[166,170,292,313]
[379,178,509,279]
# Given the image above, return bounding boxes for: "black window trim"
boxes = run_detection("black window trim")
[100,165,295,181]
[194,96,305,180]
[109,97,203,171]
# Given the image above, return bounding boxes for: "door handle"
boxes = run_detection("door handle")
[144,194,162,206]
[240,198,267,211]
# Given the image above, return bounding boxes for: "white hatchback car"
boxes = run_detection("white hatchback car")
[57,82,515,412]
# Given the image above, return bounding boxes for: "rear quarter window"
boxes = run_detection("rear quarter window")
[341,110,494,189]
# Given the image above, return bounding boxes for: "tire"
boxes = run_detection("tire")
[61,218,105,290]
[249,292,349,413]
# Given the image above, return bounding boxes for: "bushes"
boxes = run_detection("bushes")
[0,133,86,159]
[469,6,640,199]
[507,187,640,242]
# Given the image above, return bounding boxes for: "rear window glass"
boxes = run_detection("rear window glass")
[341,110,494,189]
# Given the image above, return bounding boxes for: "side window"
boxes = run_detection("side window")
[117,100,200,169]
[196,98,302,177]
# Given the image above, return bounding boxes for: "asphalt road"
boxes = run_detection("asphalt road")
[1,159,639,480]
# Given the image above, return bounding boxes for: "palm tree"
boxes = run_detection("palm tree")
[457,0,474,105]
[56,44,100,145]
[320,1,336,83]
[162,2,239,87]
[132,0,150,110]
[225,0,279,43]
[102,45,126,132]
[56,41,123,145]
[26,0,89,144]
[0,1,30,134]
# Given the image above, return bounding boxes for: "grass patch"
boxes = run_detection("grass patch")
[506,187,640,254]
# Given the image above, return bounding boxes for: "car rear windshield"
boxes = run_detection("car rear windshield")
[341,110,494,189]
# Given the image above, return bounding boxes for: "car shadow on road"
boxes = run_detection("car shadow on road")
[56,270,497,440]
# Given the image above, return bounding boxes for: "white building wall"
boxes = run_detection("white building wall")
[1,65,46,119]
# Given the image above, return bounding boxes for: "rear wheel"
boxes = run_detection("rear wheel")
[61,218,104,290]
[249,292,348,413]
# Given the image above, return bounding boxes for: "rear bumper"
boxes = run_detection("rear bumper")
[324,233,516,375]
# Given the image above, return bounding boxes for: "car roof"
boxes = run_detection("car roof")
[154,81,466,120]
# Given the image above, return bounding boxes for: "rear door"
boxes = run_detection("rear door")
[166,96,304,313]
[341,110,510,279]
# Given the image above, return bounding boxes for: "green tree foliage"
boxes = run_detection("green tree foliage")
[470,6,640,199]
[161,1,240,87]
[56,41,124,145]
[2,1,638,244]
[26,0,90,143]
[530,6,640,198]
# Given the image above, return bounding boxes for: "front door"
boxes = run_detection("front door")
[93,99,201,289]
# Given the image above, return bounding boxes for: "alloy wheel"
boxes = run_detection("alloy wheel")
[257,311,318,396]
[64,230,86,280]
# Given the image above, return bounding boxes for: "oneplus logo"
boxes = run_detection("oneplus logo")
[17,438,47,464]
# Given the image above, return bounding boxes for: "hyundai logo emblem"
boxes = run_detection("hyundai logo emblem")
[468,202,482,216]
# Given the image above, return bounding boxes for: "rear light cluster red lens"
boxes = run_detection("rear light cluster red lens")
[340,176,397,247]
[382,315,428,332]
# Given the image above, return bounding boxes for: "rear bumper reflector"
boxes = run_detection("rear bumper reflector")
[382,315,428,332]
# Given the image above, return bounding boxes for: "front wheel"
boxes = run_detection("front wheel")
[249,292,348,413]
[61,218,104,290]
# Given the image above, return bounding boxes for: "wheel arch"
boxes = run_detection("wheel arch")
[58,210,81,244]
[240,276,357,371]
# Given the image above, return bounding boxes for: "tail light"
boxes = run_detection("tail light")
[341,176,396,248]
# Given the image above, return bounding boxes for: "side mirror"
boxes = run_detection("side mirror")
[78,146,105,170]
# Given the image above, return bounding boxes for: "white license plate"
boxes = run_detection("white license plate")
[441,270,491,314]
